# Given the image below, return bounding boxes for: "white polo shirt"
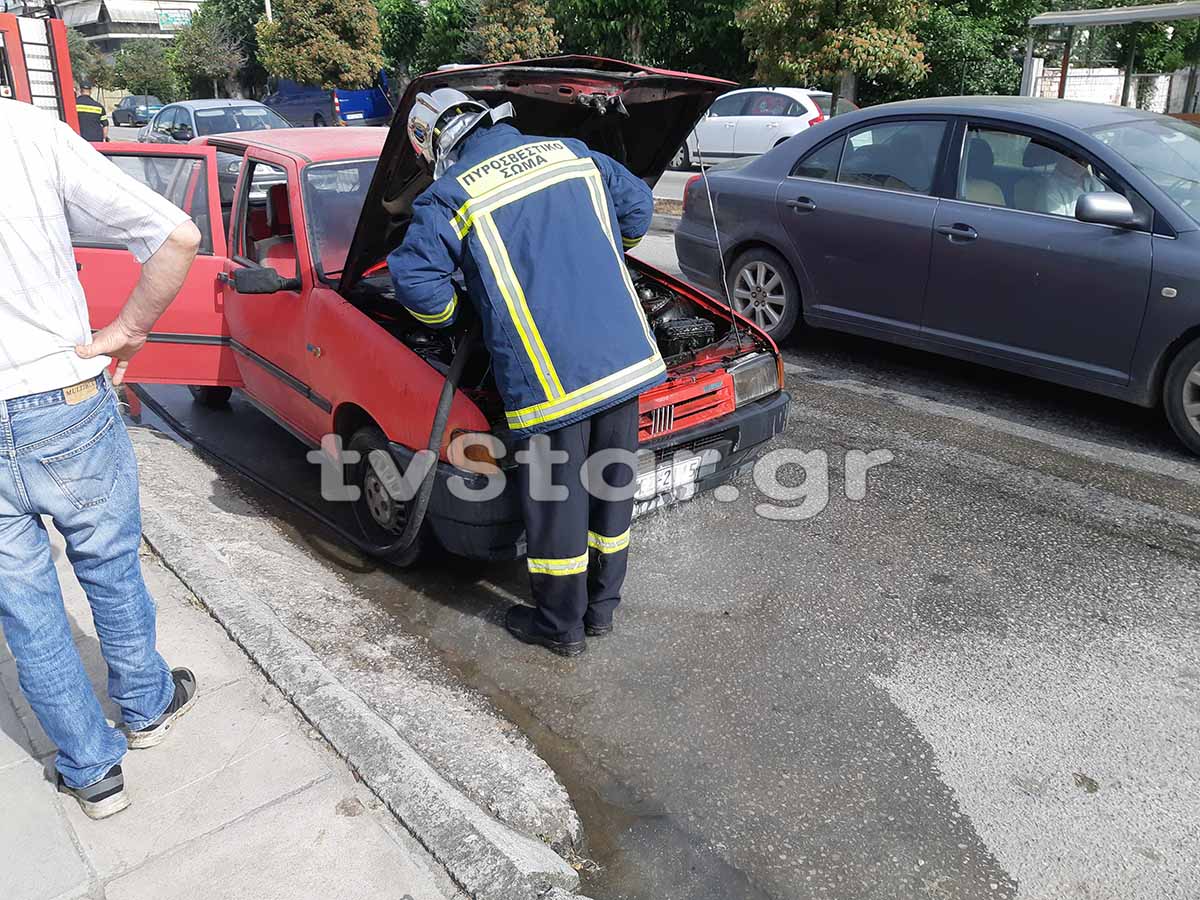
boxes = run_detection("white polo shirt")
[0,100,190,400]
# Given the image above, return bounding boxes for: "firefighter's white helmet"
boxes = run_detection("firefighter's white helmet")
[408,88,515,177]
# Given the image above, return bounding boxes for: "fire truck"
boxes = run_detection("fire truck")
[0,11,78,132]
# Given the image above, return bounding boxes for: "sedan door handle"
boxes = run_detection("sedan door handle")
[935,223,978,241]
[787,197,817,212]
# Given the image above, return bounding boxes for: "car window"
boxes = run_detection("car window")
[304,160,379,280]
[960,126,1113,217]
[792,136,846,180]
[746,92,792,117]
[155,107,177,133]
[812,95,860,117]
[1090,117,1200,224]
[195,105,289,136]
[238,161,297,280]
[838,120,946,195]
[89,154,214,254]
[708,93,746,118]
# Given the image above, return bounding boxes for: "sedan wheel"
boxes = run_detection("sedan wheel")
[670,144,691,170]
[346,425,425,567]
[727,248,799,338]
[1164,336,1200,456]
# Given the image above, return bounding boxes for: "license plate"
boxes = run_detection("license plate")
[346,112,364,120]
[635,454,703,502]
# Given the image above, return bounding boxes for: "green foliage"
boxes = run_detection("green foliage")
[256,0,385,89]
[113,40,178,100]
[377,0,426,73]
[467,0,561,62]
[551,0,751,81]
[66,27,114,91]
[738,0,929,90]
[201,0,270,94]
[411,0,477,73]
[173,8,247,96]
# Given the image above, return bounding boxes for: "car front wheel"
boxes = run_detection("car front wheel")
[670,144,691,170]
[314,113,326,127]
[188,386,232,408]
[727,247,800,339]
[346,425,425,567]
[1163,336,1200,456]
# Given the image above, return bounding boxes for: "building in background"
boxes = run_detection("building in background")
[1,0,200,56]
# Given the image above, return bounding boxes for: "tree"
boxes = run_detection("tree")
[66,27,114,91]
[738,0,929,105]
[377,0,426,74]
[467,0,560,62]
[113,40,178,100]
[201,0,270,95]
[551,0,751,80]
[256,0,385,89]
[411,0,476,73]
[173,10,247,97]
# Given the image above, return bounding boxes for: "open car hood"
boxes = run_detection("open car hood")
[338,56,733,294]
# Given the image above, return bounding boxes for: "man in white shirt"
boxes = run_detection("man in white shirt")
[0,99,202,819]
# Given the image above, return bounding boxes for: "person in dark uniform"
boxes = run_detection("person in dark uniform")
[388,89,659,658]
[74,89,108,142]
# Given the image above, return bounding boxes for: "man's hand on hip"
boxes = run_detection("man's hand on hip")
[75,320,148,386]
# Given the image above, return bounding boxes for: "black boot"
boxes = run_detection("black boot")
[504,605,585,657]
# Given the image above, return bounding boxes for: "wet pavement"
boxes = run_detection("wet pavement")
[127,242,1200,898]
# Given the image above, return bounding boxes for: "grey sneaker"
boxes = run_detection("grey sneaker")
[58,764,129,820]
[125,668,197,750]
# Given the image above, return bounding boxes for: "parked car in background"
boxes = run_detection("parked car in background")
[111,94,162,126]
[262,77,392,128]
[138,99,291,206]
[671,87,859,169]
[676,95,1200,455]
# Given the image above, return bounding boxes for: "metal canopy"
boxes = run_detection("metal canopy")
[1029,1,1200,28]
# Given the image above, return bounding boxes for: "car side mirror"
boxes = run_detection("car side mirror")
[1075,192,1139,228]
[228,266,300,294]
[172,124,193,141]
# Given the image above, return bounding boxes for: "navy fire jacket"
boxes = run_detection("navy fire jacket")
[387,122,664,436]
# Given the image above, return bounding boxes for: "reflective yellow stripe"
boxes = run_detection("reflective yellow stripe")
[580,170,657,348]
[588,530,630,553]
[476,214,564,400]
[76,104,105,114]
[505,354,665,430]
[407,290,457,325]
[527,552,589,576]
[622,235,642,249]
[452,158,595,238]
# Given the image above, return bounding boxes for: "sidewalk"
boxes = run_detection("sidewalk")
[0,526,464,900]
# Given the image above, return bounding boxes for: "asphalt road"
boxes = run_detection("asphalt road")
[109,125,141,141]
[654,170,693,202]
[132,232,1200,900]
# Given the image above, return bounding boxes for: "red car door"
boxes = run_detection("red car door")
[74,143,241,388]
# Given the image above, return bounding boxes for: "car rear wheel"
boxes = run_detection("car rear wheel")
[727,248,800,339]
[1163,336,1200,456]
[347,425,425,567]
[187,386,232,408]
[670,144,691,170]
[313,113,326,127]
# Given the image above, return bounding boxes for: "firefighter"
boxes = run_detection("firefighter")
[74,87,107,142]
[388,89,660,657]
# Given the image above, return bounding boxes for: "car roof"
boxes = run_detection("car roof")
[170,99,271,110]
[724,86,824,98]
[864,95,1162,130]
[202,126,389,163]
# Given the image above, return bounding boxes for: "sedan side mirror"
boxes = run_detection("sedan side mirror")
[172,124,194,141]
[1075,192,1139,228]
[228,266,300,294]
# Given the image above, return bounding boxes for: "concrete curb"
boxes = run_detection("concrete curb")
[135,454,581,898]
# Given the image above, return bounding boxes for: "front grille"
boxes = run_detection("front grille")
[639,428,737,474]
[649,403,675,435]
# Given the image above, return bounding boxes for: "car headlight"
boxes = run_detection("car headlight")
[729,352,780,406]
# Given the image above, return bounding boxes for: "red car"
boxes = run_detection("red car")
[79,58,791,564]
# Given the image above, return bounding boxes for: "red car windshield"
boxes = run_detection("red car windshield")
[304,159,378,280]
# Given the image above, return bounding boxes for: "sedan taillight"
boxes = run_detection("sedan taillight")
[682,174,702,213]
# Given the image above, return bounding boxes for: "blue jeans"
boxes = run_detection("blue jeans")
[0,375,172,788]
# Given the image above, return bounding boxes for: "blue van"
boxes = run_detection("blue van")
[262,76,393,127]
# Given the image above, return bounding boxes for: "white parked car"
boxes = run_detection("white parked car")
[671,87,859,169]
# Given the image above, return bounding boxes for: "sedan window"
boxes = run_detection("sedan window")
[746,93,792,117]
[708,93,746,118]
[838,121,946,195]
[792,136,846,181]
[960,127,1112,218]
[1090,117,1200,224]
